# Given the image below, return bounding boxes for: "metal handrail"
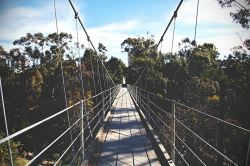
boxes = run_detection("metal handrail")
[175,117,237,165]
[129,85,189,164]
[0,84,121,165]
[0,101,81,145]
[25,117,82,165]
[175,101,250,132]
[131,85,250,133]
[128,84,250,166]
[0,85,120,145]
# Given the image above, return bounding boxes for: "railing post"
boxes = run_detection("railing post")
[138,88,140,107]
[136,86,138,104]
[0,76,14,166]
[80,100,85,165]
[139,89,141,108]
[109,87,112,110]
[147,93,150,121]
[246,135,250,166]
[133,86,134,100]
[138,88,140,106]
[140,89,142,107]
[141,89,143,108]
[171,100,176,164]
[102,92,105,126]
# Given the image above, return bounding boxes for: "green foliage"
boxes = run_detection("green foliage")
[217,0,250,50]
[14,157,29,166]
[105,56,126,84]
[121,36,157,65]
[0,22,248,164]
[0,32,123,164]
[217,0,250,28]
[124,34,250,165]
[0,132,24,166]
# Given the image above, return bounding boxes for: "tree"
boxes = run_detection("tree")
[217,0,250,49]
[121,36,157,65]
[0,32,81,163]
[124,33,250,164]
[0,31,126,164]
[105,57,126,84]
[121,36,160,85]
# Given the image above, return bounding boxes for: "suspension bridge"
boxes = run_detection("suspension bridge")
[0,0,250,166]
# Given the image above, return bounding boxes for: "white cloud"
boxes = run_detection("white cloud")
[90,21,138,32]
[198,28,250,56]
[0,0,249,66]
[159,0,250,57]
[86,21,139,65]
[0,0,75,41]
[0,1,138,65]
[1,6,41,18]
[160,25,250,58]
[178,0,234,25]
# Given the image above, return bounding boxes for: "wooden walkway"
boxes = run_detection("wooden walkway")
[95,88,160,166]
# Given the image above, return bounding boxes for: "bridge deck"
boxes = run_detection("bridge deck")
[95,88,160,166]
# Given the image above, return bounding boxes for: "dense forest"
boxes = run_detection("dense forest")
[124,35,250,165]
[0,32,125,165]
[124,35,249,129]
[122,0,250,164]
[0,0,249,165]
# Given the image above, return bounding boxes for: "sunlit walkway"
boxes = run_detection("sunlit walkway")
[95,88,160,166]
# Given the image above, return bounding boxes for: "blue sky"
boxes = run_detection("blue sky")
[0,0,249,65]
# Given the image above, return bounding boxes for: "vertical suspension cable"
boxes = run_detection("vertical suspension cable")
[101,63,106,91]
[88,42,98,127]
[75,13,92,138]
[89,44,97,97]
[98,56,105,90]
[95,56,102,93]
[54,0,68,107]
[53,0,67,108]
[0,76,14,166]
[53,0,74,153]
[94,52,103,122]
[194,0,200,42]
[68,0,116,87]
[100,57,107,92]
[75,13,84,98]
[171,16,177,53]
